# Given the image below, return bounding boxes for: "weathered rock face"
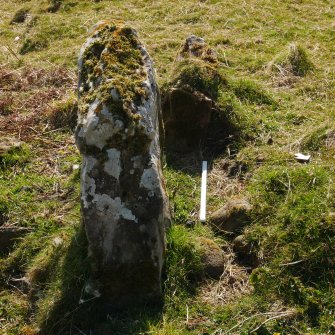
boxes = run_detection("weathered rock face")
[162,35,229,153]
[75,21,170,308]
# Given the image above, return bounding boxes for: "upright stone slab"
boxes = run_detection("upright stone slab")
[75,21,170,308]
[162,35,229,154]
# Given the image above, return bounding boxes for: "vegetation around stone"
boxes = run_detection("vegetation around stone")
[0,0,334,334]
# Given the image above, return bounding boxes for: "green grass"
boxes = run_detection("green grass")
[1,0,335,334]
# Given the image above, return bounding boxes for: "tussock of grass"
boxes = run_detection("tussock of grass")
[20,35,49,54]
[300,124,335,153]
[231,78,276,106]
[165,225,204,301]
[270,43,314,77]
[47,0,62,13]
[11,8,30,24]
[46,95,78,130]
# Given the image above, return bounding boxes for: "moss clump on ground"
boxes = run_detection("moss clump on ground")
[79,22,147,124]
[0,144,31,170]
[270,43,314,77]
[10,8,30,24]
[20,36,49,55]
[47,0,62,13]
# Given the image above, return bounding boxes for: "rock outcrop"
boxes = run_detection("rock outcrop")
[75,21,170,309]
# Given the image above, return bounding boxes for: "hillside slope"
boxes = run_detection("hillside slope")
[0,0,335,334]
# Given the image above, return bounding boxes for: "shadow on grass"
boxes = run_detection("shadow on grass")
[164,140,235,176]
[165,150,204,176]
[39,225,163,335]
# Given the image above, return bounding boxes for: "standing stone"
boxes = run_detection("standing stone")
[162,35,228,153]
[75,21,170,309]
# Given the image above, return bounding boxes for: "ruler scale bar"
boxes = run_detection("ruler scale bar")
[199,161,207,222]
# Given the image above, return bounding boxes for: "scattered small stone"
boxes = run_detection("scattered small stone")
[52,236,63,247]
[199,237,225,278]
[72,164,80,170]
[294,153,310,163]
[209,198,252,234]
[232,234,258,267]
[232,235,251,254]
[227,161,247,178]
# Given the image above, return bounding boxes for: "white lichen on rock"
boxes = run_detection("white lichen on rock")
[140,158,160,191]
[94,194,138,223]
[104,148,122,179]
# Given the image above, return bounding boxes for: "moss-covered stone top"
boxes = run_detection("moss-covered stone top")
[179,35,218,64]
[78,20,148,122]
[171,59,225,100]
[169,35,225,100]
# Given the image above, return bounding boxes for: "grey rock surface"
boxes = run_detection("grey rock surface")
[232,234,251,254]
[75,21,170,309]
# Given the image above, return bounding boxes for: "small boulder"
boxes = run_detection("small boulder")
[232,234,251,254]
[209,198,252,234]
[199,237,225,278]
[232,234,258,267]
[0,226,30,253]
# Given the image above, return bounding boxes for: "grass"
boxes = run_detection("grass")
[0,0,335,334]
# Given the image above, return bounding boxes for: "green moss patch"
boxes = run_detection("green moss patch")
[245,164,335,328]
[0,144,31,170]
[170,60,224,100]
[79,22,148,124]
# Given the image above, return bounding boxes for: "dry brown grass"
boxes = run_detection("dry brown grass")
[199,248,252,306]
[0,65,76,141]
[208,157,246,210]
